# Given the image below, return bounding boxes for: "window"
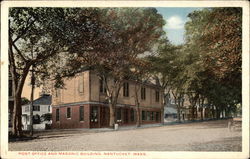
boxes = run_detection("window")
[79,106,84,121]
[147,111,151,121]
[56,109,60,121]
[33,105,40,111]
[141,87,146,100]
[90,106,98,122]
[99,78,106,93]
[25,106,29,112]
[156,112,160,122]
[9,80,13,96]
[150,112,154,121]
[130,109,134,122]
[78,74,84,93]
[155,90,160,102]
[123,82,129,97]
[116,108,122,122]
[142,111,146,120]
[48,106,50,112]
[67,107,71,118]
[55,89,60,98]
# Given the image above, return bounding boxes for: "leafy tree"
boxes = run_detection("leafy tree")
[9,8,70,136]
[147,43,186,121]
[63,8,166,127]
[184,7,242,118]
[21,97,30,105]
[9,7,114,136]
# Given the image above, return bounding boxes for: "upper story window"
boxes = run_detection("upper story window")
[155,90,160,102]
[48,106,50,112]
[78,74,84,94]
[123,82,129,97]
[33,105,40,111]
[141,87,146,100]
[99,78,106,93]
[55,89,60,98]
[67,107,71,119]
[25,106,29,112]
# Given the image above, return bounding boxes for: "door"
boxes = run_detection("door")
[90,106,99,128]
[100,106,109,127]
[124,108,129,124]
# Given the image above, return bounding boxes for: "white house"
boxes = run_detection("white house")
[22,94,52,130]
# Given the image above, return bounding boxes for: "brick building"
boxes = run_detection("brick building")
[51,70,163,129]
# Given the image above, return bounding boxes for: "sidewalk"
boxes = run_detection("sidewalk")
[34,123,164,137]
[25,118,231,137]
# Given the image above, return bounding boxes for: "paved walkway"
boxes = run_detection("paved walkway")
[9,119,241,151]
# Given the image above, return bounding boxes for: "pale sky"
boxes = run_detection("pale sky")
[156,7,203,45]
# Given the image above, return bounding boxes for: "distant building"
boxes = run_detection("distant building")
[51,70,163,129]
[22,94,52,130]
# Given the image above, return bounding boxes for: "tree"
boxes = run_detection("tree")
[9,8,66,136]
[129,59,152,127]
[146,43,185,122]
[21,97,30,105]
[184,8,242,118]
[62,8,166,127]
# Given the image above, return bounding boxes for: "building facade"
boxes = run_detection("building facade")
[51,71,163,129]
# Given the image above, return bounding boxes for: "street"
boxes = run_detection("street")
[9,119,241,151]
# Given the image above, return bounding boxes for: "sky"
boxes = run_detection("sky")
[156,7,202,45]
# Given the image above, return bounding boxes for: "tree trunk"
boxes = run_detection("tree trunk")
[30,72,35,136]
[216,106,220,119]
[12,92,22,136]
[135,94,141,127]
[109,103,115,127]
[10,67,31,136]
[177,105,181,122]
[134,84,141,127]
[136,103,141,127]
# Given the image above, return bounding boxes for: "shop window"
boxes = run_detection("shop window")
[79,106,84,121]
[141,87,146,100]
[123,82,129,97]
[156,112,160,121]
[56,109,60,121]
[116,107,122,122]
[130,109,135,122]
[91,106,98,122]
[142,111,146,120]
[147,111,151,121]
[67,107,71,119]
[150,112,154,121]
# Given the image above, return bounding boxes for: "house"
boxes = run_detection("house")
[51,70,163,129]
[21,94,52,130]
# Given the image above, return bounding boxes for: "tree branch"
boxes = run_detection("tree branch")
[13,18,36,44]
[12,42,27,62]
